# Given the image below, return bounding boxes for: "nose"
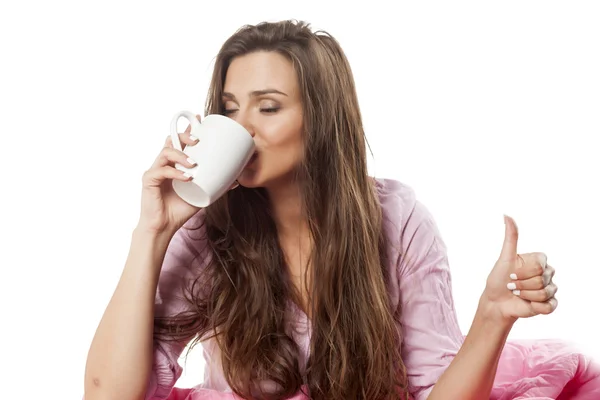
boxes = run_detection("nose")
[234,111,255,138]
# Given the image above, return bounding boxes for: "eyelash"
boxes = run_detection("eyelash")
[223,107,279,115]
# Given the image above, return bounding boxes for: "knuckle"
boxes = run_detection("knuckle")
[536,289,548,302]
[535,275,545,288]
[543,270,553,285]
[537,252,548,266]
[178,132,190,144]
[534,301,552,315]
[161,146,175,158]
[534,263,544,276]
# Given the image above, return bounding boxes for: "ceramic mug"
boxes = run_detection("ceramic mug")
[170,110,255,207]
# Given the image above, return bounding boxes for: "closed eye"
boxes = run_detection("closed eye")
[223,107,279,116]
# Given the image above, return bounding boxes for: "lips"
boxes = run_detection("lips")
[247,151,258,166]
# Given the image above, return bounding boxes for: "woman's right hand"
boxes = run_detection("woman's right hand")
[136,115,203,235]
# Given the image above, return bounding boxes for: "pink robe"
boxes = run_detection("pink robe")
[144,178,600,400]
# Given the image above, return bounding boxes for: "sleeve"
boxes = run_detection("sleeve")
[396,199,465,400]
[145,211,212,400]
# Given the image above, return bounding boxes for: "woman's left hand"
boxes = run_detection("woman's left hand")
[481,215,558,323]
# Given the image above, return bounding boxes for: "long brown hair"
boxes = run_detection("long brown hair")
[155,20,409,399]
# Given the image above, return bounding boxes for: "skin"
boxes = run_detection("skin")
[83,50,558,400]
[223,51,304,193]
[222,51,312,310]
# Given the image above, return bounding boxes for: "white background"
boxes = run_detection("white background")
[1,1,598,398]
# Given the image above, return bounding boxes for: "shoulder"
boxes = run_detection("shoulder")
[374,177,441,240]
[373,177,418,240]
[373,177,447,283]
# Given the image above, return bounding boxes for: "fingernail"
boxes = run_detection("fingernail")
[510,273,518,280]
[507,282,517,290]
[513,289,521,296]
[187,157,197,166]
[183,172,193,179]
[190,135,199,142]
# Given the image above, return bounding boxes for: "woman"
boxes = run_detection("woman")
[84,20,600,400]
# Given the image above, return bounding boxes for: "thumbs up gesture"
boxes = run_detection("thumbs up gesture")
[482,215,558,322]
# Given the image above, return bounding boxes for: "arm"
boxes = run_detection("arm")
[84,213,208,400]
[427,301,513,399]
[395,197,512,400]
[84,228,172,400]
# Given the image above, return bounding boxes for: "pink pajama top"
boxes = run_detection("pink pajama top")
[145,178,600,400]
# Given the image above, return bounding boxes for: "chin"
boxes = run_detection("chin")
[236,167,264,188]
[236,157,299,190]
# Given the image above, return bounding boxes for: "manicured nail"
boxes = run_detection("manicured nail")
[510,273,518,280]
[507,282,517,290]
[190,135,199,142]
[183,172,193,179]
[512,289,521,296]
[187,157,197,166]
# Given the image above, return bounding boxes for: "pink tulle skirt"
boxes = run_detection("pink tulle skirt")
[165,339,600,400]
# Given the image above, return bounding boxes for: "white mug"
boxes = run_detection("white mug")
[170,110,255,207]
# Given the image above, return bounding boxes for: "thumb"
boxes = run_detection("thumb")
[499,214,519,262]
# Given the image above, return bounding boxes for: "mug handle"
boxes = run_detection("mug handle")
[170,110,201,151]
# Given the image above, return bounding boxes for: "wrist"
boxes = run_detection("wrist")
[476,296,517,332]
[133,222,178,241]
[131,225,176,251]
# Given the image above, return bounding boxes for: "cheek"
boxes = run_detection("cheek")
[257,129,302,176]
[259,123,303,154]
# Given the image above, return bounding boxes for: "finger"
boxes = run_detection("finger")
[512,283,558,302]
[182,114,202,133]
[511,252,547,280]
[164,132,199,151]
[143,165,192,187]
[152,146,197,169]
[509,265,555,290]
[528,297,558,316]
[180,114,202,145]
[499,215,519,262]
[179,131,200,147]
[544,264,555,283]
[508,275,544,290]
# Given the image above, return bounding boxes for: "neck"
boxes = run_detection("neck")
[266,179,313,315]
[266,180,309,240]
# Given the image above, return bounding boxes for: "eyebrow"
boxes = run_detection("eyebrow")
[222,89,288,99]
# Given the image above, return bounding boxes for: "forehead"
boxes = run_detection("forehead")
[223,51,299,96]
